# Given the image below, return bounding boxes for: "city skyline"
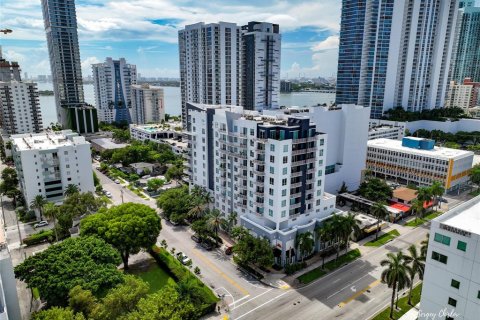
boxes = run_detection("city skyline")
[1,0,342,80]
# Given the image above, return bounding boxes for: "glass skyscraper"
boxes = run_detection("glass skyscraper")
[41,0,98,133]
[450,4,480,83]
[336,0,458,118]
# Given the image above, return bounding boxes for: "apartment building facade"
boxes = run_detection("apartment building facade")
[92,57,137,124]
[336,0,458,118]
[178,21,280,127]
[11,130,94,209]
[131,84,165,124]
[0,52,43,134]
[419,195,480,320]
[367,137,474,192]
[187,103,338,265]
[41,0,97,133]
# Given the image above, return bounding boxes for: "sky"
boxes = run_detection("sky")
[0,0,341,79]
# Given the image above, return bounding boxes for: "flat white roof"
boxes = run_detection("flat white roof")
[367,138,474,160]
[12,130,87,151]
[90,138,127,150]
[437,196,480,235]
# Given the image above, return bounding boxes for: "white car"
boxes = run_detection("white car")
[114,179,120,184]
[104,191,112,198]
[34,221,49,228]
[181,256,191,265]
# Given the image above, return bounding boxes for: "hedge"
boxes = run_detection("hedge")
[149,245,218,315]
[23,230,54,246]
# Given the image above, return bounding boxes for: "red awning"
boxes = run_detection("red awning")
[390,203,410,213]
[423,200,434,209]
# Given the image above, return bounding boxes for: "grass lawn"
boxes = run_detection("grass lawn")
[32,288,40,300]
[129,260,176,293]
[297,249,361,284]
[364,229,400,247]
[372,283,422,320]
[405,211,442,227]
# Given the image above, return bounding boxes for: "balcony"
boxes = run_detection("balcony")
[290,202,302,210]
[290,182,302,188]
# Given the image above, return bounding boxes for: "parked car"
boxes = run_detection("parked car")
[104,191,112,198]
[225,246,234,255]
[114,179,120,184]
[34,221,49,228]
[191,234,201,243]
[200,241,213,251]
[181,256,191,265]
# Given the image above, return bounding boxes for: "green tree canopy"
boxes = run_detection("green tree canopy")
[122,285,196,320]
[156,186,192,222]
[14,236,123,306]
[80,203,161,270]
[358,178,393,202]
[470,164,480,190]
[232,227,274,268]
[32,307,85,320]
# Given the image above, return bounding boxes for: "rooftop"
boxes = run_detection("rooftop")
[393,187,418,202]
[90,138,127,150]
[11,130,88,151]
[436,195,480,235]
[367,138,474,160]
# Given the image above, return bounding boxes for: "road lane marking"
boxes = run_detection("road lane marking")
[333,278,341,283]
[229,294,251,307]
[232,288,273,309]
[338,279,381,307]
[235,290,291,320]
[326,273,370,299]
[191,248,249,295]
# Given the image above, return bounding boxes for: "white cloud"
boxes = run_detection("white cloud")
[81,56,100,77]
[282,49,339,78]
[311,35,339,52]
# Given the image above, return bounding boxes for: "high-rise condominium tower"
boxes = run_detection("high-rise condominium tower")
[131,84,165,124]
[450,3,480,83]
[178,21,280,127]
[92,58,137,124]
[336,0,459,118]
[41,0,98,133]
[0,50,43,134]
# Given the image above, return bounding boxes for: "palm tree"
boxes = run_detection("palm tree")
[188,202,206,221]
[430,181,445,210]
[206,209,223,246]
[404,245,425,306]
[410,199,424,222]
[380,252,412,319]
[224,211,238,233]
[371,202,389,240]
[315,221,333,267]
[416,187,433,214]
[43,202,59,242]
[420,234,429,258]
[30,194,47,220]
[338,182,349,194]
[341,213,361,254]
[64,184,80,197]
[296,232,314,261]
[330,214,344,260]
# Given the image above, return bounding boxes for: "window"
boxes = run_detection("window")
[269,199,273,206]
[270,155,275,163]
[451,279,460,289]
[283,145,288,152]
[269,188,274,196]
[269,178,274,185]
[477,291,480,299]
[281,210,286,218]
[268,209,273,216]
[282,189,287,196]
[283,156,288,164]
[283,167,288,175]
[447,297,457,307]
[282,178,287,186]
[270,145,275,151]
[270,167,275,174]
[457,241,467,252]
[434,233,451,246]
[281,200,286,207]
[431,251,448,264]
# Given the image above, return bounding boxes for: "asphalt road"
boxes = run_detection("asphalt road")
[228,225,430,320]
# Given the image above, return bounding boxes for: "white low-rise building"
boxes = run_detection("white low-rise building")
[419,195,480,320]
[368,124,404,140]
[187,102,340,265]
[11,130,95,208]
[367,137,474,192]
[129,123,188,156]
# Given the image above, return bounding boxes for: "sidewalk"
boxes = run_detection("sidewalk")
[399,303,420,320]
[283,221,415,287]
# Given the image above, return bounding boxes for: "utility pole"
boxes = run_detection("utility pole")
[121,188,124,204]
